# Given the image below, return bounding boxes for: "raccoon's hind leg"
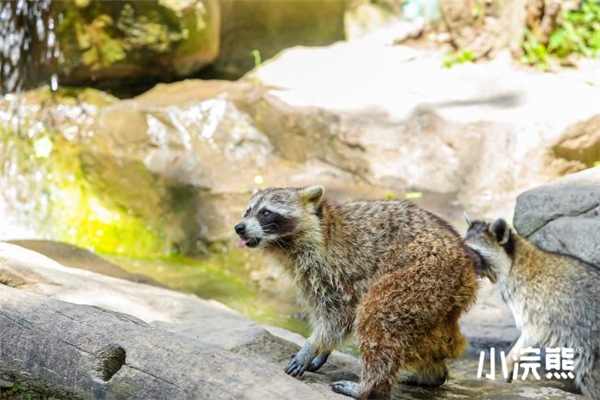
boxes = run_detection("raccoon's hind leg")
[400,361,448,386]
[400,312,465,387]
[332,265,470,399]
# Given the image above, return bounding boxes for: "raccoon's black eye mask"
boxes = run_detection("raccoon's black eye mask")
[258,209,298,236]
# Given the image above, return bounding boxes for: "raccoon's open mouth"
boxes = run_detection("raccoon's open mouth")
[237,237,261,248]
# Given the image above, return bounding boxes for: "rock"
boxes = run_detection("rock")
[248,42,599,219]
[551,114,600,169]
[513,167,600,266]
[344,0,425,46]
[0,242,579,399]
[209,0,345,79]
[0,88,172,257]
[3,44,599,259]
[6,239,163,287]
[51,0,219,87]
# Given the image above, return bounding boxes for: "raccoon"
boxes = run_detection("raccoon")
[234,185,479,399]
[464,217,600,399]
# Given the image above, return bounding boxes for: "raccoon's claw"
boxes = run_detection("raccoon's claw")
[307,351,331,372]
[285,344,314,377]
[330,380,359,398]
[285,354,311,377]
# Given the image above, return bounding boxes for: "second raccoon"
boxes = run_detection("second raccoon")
[464,218,600,399]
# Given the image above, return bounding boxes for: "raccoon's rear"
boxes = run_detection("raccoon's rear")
[235,186,480,399]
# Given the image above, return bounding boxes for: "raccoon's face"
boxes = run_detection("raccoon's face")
[464,218,513,283]
[234,185,324,249]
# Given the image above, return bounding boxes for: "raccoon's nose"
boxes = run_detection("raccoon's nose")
[235,223,246,235]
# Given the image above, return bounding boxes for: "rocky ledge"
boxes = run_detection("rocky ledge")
[0,234,581,399]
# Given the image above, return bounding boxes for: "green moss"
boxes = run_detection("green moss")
[53,0,215,76]
[3,87,169,258]
[47,134,170,257]
[0,384,56,400]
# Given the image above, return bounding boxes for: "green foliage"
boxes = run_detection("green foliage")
[442,50,475,68]
[6,385,25,395]
[522,0,600,69]
[0,384,54,400]
[54,0,212,74]
[250,49,262,68]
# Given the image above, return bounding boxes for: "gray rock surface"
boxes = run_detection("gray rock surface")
[6,239,163,287]
[0,242,579,399]
[52,0,220,87]
[551,115,600,169]
[513,167,600,266]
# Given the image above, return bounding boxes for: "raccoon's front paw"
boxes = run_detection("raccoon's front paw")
[330,380,359,398]
[307,351,331,372]
[285,344,314,377]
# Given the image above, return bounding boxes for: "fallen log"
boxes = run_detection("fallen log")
[0,285,330,400]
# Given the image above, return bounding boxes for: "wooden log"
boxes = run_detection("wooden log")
[0,285,330,400]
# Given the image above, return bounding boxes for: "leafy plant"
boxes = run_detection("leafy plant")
[6,385,26,395]
[250,49,262,68]
[522,0,600,69]
[442,50,475,68]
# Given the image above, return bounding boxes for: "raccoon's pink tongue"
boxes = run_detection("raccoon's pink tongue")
[237,239,250,248]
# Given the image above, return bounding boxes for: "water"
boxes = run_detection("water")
[0,0,58,94]
[105,253,311,336]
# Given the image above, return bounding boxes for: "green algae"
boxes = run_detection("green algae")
[52,0,216,78]
[107,253,311,336]
[2,87,170,258]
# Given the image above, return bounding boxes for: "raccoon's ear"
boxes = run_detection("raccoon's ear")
[300,185,324,206]
[491,218,510,245]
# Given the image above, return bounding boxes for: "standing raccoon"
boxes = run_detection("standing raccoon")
[234,185,479,399]
[464,218,600,399]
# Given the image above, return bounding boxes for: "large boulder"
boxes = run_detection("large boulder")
[0,242,578,399]
[247,43,599,218]
[551,115,600,170]
[513,166,600,265]
[49,0,220,88]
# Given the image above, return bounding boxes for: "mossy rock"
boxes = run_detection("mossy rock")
[52,0,219,86]
[1,87,171,258]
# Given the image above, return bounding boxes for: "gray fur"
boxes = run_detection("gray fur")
[465,218,600,398]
